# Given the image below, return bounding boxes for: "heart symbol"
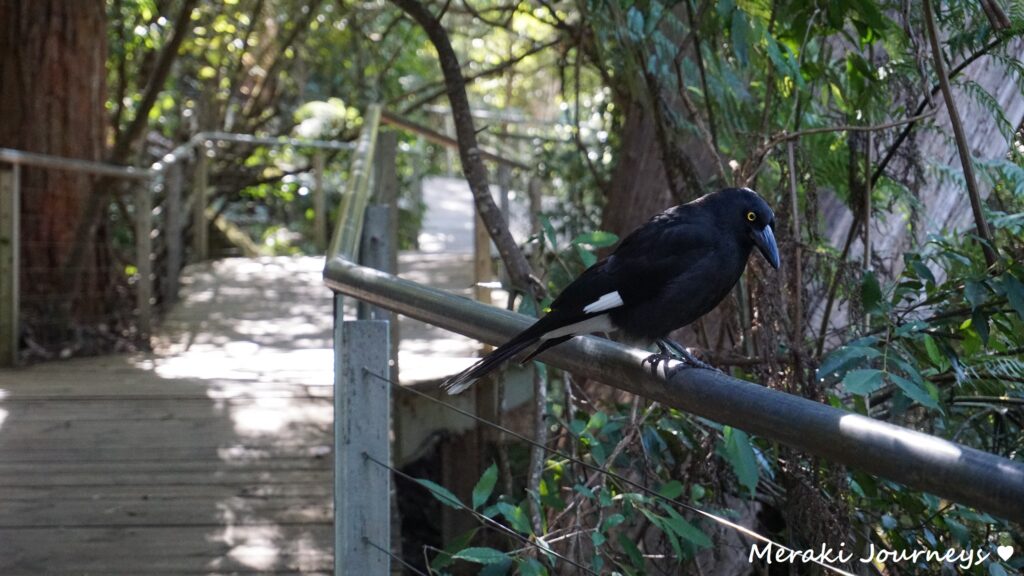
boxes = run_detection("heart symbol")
[997,545,1014,561]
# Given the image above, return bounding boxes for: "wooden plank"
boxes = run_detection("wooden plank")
[2,482,332,501]
[0,421,330,452]
[0,525,332,575]
[0,467,332,488]
[335,320,390,575]
[0,397,328,422]
[0,458,330,477]
[0,166,19,367]
[0,492,331,527]
[0,443,333,464]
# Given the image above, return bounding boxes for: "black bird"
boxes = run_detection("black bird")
[443,187,779,394]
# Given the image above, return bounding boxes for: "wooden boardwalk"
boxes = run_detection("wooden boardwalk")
[0,257,337,575]
[0,178,489,574]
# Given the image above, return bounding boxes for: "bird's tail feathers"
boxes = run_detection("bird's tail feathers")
[443,331,541,395]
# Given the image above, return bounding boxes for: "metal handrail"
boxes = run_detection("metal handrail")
[323,255,1024,524]
[328,105,382,261]
[0,148,156,180]
[380,109,530,170]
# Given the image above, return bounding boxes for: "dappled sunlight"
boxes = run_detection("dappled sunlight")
[151,347,334,386]
[214,524,283,571]
[228,396,332,436]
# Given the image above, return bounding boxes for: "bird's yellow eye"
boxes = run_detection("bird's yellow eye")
[746,211,757,222]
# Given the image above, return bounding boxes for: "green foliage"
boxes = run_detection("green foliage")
[101,0,1024,572]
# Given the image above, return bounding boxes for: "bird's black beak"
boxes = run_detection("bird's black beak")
[752,224,780,269]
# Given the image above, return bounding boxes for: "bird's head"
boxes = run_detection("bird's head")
[716,187,780,269]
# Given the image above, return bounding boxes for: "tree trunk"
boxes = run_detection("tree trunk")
[0,0,110,354]
[600,100,676,237]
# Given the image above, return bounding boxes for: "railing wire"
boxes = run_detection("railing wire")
[363,451,601,576]
[365,370,857,576]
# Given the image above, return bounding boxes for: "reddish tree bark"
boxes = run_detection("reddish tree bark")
[0,0,110,352]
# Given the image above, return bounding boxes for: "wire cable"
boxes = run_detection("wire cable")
[363,451,600,576]
[364,537,431,576]
[366,369,856,576]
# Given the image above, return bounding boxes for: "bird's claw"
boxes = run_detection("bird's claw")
[653,339,722,373]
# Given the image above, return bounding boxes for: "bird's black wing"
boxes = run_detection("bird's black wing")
[604,207,716,307]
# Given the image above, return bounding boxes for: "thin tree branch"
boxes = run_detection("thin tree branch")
[751,109,938,171]
[395,37,561,115]
[111,0,200,161]
[871,35,1006,186]
[391,0,544,299]
[923,0,999,268]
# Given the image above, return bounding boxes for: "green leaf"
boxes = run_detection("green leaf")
[540,216,557,248]
[730,10,749,66]
[861,270,883,313]
[430,528,479,571]
[909,257,936,285]
[575,244,597,268]
[473,463,498,510]
[572,230,619,248]
[415,478,463,510]
[843,369,884,395]
[660,503,712,548]
[923,335,946,370]
[888,373,940,410]
[618,532,645,569]
[481,558,513,576]
[722,426,759,497]
[972,309,990,346]
[998,273,1024,321]
[601,513,625,532]
[586,410,608,431]
[574,483,595,500]
[658,480,684,500]
[496,501,533,534]
[965,280,988,310]
[452,547,511,565]
[640,509,682,557]
[818,344,881,379]
[517,558,547,576]
[944,517,969,547]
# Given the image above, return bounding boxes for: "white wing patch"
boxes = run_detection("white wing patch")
[541,313,615,340]
[583,290,624,314]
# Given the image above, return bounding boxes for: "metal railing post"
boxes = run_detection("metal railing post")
[357,206,392,321]
[193,143,209,261]
[134,181,153,340]
[0,166,20,367]
[163,162,183,304]
[313,151,327,253]
[334,316,391,576]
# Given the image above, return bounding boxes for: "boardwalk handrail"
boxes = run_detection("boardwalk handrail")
[380,109,530,171]
[323,255,1024,522]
